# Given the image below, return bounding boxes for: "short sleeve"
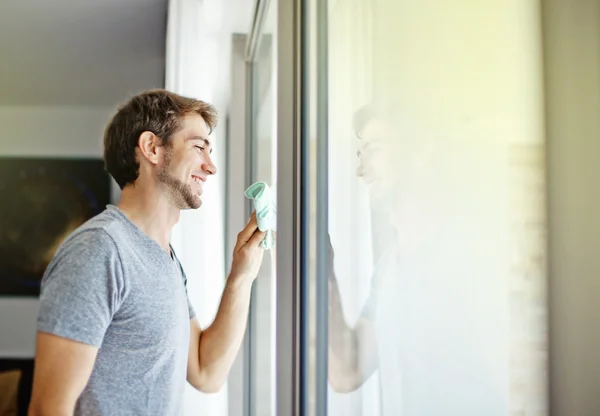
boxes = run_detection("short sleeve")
[37,229,126,347]
[360,282,378,321]
[359,245,397,321]
[182,272,196,320]
[170,246,196,320]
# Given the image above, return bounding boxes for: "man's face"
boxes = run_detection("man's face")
[356,119,395,206]
[157,114,217,210]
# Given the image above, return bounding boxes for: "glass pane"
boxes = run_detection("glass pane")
[249,1,277,415]
[314,1,549,415]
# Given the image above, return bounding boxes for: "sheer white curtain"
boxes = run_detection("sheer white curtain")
[166,1,228,415]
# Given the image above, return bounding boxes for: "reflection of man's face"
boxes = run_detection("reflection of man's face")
[356,119,395,206]
[355,113,444,248]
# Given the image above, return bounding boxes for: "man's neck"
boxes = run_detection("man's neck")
[116,184,180,253]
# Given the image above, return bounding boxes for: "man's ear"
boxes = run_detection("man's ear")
[138,131,161,165]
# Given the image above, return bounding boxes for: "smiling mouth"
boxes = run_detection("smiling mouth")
[191,176,204,185]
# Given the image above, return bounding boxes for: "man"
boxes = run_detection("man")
[327,103,398,394]
[28,89,266,416]
[327,103,505,415]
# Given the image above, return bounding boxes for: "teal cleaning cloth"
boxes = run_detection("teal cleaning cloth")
[244,181,276,249]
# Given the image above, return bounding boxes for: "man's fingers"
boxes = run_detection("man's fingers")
[249,229,267,247]
[237,211,259,245]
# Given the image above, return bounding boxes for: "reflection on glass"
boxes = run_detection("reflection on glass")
[320,1,548,415]
[249,1,277,415]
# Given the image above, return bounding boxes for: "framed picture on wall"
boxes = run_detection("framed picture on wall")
[0,358,34,416]
[0,157,111,297]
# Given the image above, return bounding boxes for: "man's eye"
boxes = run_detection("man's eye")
[195,145,205,152]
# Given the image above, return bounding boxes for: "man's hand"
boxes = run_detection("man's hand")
[230,211,267,281]
[328,233,338,293]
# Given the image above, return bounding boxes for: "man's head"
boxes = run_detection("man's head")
[104,89,217,209]
[353,103,397,206]
[353,101,453,245]
[352,102,438,212]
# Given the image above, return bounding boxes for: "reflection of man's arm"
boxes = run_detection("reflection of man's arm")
[327,245,378,392]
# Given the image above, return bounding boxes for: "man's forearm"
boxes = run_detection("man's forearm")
[328,278,359,378]
[328,276,379,392]
[196,273,253,390]
[29,401,72,416]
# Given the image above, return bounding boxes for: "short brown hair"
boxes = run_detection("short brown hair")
[352,102,388,139]
[103,89,217,189]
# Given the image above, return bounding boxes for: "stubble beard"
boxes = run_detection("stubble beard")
[157,148,202,210]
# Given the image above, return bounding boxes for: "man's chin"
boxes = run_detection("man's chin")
[178,193,203,210]
[186,198,203,210]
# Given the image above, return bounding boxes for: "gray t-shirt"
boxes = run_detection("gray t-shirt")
[37,204,196,416]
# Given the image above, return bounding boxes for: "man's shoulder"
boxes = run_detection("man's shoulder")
[41,210,127,289]
[55,207,130,257]
[66,206,134,242]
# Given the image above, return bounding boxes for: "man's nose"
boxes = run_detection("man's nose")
[356,149,365,177]
[356,163,364,178]
[202,156,217,175]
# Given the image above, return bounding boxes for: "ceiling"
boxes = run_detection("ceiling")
[0,0,168,106]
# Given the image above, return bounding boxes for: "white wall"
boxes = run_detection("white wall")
[543,1,600,415]
[0,105,116,357]
[0,106,113,157]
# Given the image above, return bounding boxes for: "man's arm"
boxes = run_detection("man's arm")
[186,275,253,392]
[29,333,98,416]
[187,213,265,392]
[29,230,124,414]
[328,277,378,392]
[327,237,379,393]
